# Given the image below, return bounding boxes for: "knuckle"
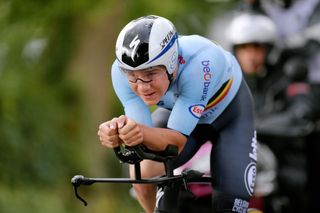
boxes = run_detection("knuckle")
[111,117,118,122]
[118,128,124,134]
[119,135,126,141]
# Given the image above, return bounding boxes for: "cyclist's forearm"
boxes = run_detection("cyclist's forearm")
[139,125,187,152]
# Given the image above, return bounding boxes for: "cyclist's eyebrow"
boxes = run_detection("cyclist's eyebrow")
[138,69,158,75]
[141,66,165,73]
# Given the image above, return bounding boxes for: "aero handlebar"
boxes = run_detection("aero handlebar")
[71,144,210,206]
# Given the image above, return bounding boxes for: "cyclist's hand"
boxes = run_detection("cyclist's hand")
[98,118,122,148]
[118,116,143,147]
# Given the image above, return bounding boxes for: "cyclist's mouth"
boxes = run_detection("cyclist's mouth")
[143,92,156,99]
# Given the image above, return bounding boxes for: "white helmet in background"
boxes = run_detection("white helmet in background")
[115,15,178,74]
[227,13,277,46]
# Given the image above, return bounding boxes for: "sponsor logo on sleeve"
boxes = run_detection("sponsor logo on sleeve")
[189,104,205,118]
[244,162,256,196]
[244,131,258,196]
[249,131,257,161]
[201,60,213,101]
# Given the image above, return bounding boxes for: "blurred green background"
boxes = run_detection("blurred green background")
[0,0,234,212]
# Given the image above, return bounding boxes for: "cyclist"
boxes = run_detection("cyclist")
[98,15,256,213]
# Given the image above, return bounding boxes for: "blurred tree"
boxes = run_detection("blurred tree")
[0,0,107,212]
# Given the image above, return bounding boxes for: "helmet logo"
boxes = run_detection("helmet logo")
[160,30,175,49]
[129,35,141,61]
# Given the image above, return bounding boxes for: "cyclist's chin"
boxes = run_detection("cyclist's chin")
[141,96,161,106]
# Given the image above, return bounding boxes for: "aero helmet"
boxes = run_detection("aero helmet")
[115,15,178,74]
[227,13,277,46]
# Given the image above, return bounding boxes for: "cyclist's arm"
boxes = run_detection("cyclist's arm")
[168,45,229,135]
[139,125,187,152]
[111,61,153,126]
[116,115,187,152]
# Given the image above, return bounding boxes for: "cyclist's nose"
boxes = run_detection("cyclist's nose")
[137,80,151,90]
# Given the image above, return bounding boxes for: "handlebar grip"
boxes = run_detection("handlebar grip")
[134,145,178,162]
[113,145,144,164]
[113,144,178,163]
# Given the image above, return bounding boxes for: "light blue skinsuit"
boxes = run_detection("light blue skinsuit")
[112,35,257,212]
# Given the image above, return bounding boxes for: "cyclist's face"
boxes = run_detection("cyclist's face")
[124,66,170,106]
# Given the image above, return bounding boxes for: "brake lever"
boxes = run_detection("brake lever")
[71,175,93,206]
[72,184,88,206]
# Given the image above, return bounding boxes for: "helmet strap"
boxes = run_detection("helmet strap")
[166,72,174,89]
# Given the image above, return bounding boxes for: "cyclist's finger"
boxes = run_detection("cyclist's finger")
[117,115,127,129]
[118,125,137,139]
[101,140,118,148]
[98,121,110,130]
[100,132,119,141]
[98,124,117,136]
[127,138,142,147]
[119,129,143,145]
[99,135,119,146]
[118,118,136,134]
[98,121,115,131]
[110,117,121,130]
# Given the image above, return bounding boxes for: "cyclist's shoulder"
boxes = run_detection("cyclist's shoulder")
[111,60,120,71]
[178,34,221,51]
[178,35,230,68]
[111,60,125,79]
[178,34,208,42]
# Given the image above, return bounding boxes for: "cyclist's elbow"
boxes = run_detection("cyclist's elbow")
[176,133,188,153]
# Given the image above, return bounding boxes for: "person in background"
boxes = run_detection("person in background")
[255,1,320,212]
[229,2,320,211]
[226,13,279,212]
[226,12,280,115]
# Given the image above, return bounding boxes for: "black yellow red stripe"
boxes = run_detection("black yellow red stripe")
[205,78,233,110]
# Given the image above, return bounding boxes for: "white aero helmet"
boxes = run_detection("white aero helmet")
[227,13,277,46]
[115,15,178,74]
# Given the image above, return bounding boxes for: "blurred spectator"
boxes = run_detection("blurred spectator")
[207,2,319,210]
[226,13,280,212]
[239,1,320,212]
[243,0,320,84]
[226,13,280,115]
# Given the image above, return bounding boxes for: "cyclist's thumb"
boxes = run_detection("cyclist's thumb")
[117,115,127,129]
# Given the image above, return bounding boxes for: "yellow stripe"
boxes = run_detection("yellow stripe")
[205,78,233,110]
